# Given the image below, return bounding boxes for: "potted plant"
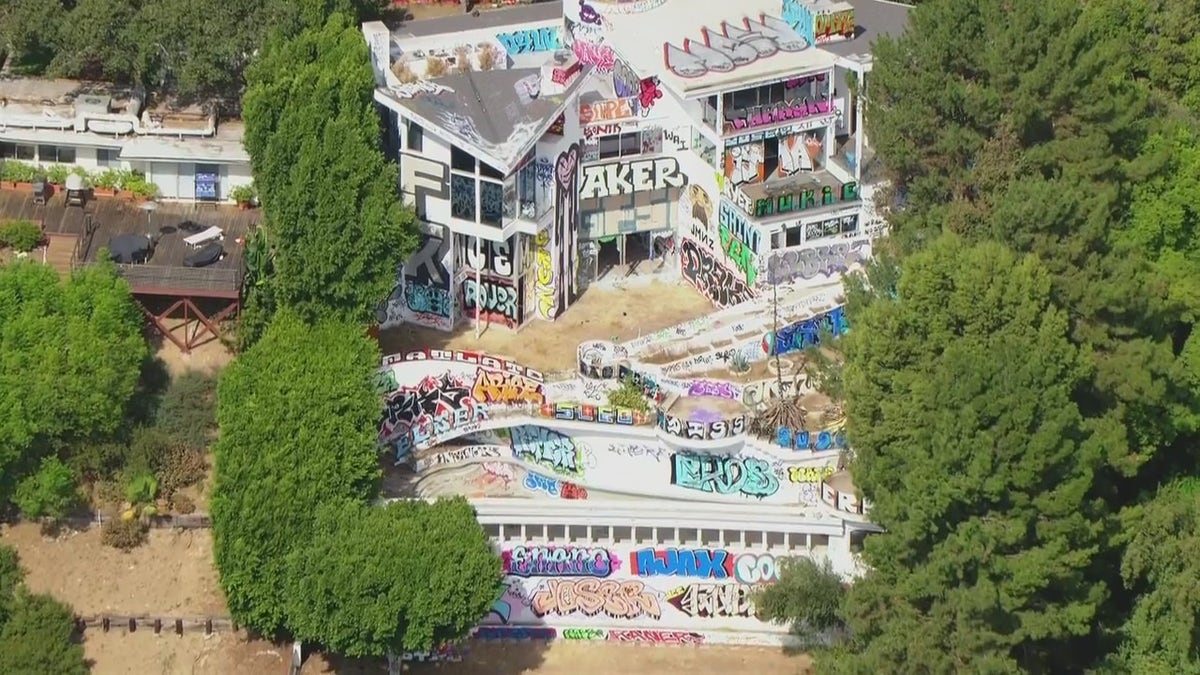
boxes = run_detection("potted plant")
[91,169,122,196]
[1,160,37,190]
[124,176,159,202]
[45,164,70,186]
[231,183,257,209]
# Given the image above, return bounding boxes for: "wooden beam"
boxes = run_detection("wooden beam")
[137,300,189,353]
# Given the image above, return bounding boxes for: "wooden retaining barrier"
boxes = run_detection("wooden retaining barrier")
[75,614,235,635]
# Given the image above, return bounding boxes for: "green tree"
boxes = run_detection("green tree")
[0,546,21,626]
[211,310,385,635]
[753,557,847,642]
[824,235,1109,673]
[282,498,500,656]
[213,310,499,653]
[0,589,88,675]
[13,456,77,521]
[0,545,87,675]
[242,13,417,328]
[1101,479,1200,673]
[0,261,147,500]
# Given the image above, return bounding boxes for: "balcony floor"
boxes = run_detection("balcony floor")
[739,168,859,221]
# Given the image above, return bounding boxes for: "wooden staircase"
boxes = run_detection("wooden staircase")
[42,233,78,278]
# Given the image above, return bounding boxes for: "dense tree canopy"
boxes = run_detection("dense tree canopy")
[211,311,499,654]
[830,235,1107,672]
[0,261,147,505]
[241,13,417,331]
[0,0,390,102]
[771,0,1200,671]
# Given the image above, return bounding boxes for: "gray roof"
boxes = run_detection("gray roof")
[389,2,562,39]
[822,0,913,60]
[381,67,578,171]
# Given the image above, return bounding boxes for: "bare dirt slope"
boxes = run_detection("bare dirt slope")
[2,523,811,674]
[378,281,714,372]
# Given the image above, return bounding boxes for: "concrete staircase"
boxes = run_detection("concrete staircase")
[42,233,78,278]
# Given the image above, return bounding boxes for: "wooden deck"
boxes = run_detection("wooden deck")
[0,188,260,298]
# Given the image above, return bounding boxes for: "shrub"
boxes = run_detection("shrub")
[607,376,651,413]
[153,371,219,449]
[13,457,77,521]
[0,160,36,183]
[45,165,70,185]
[171,493,196,514]
[158,446,206,499]
[91,169,128,190]
[477,43,500,71]
[0,220,43,252]
[424,57,449,78]
[454,45,473,73]
[124,473,158,506]
[101,517,148,551]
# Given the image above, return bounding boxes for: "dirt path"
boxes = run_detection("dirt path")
[379,281,713,372]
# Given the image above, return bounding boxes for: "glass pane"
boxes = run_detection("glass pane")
[450,173,476,220]
[518,162,537,218]
[15,144,35,161]
[620,133,640,157]
[597,136,620,159]
[480,180,503,226]
[480,162,504,180]
[406,122,423,152]
[451,146,475,172]
[502,176,516,220]
[57,146,75,164]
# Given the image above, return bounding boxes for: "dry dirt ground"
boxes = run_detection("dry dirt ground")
[0,524,810,674]
[378,281,714,372]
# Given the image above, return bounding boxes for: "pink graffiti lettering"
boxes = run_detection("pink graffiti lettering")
[573,40,615,72]
[531,579,661,619]
[606,629,704,645]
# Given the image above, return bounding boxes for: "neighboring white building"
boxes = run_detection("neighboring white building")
[0,78,252,202]
[365,0,909,332]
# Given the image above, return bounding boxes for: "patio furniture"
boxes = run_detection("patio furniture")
[108,234,152,264]
[183,242,224,268]
[64,173,86,207]
[183,225,223,249]
[32,176,48,205]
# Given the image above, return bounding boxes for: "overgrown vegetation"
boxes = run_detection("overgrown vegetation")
[239,12,418,345]
[212,311,501,655]
[607,376,651,412]
[760,0,1200,671]
[0,261,147,517]
[0,219,43,252]
[0,545,88,675]
[0,0,391,103]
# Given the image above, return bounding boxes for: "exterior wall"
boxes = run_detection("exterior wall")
[482,540,809,637]
[2,135,250,203]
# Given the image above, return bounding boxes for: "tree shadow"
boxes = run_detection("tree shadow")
[297,635,552,674]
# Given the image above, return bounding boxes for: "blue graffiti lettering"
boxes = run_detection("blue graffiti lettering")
[631,548,731,579]
[404,282,452,318]
[777,428,848,452]
[475,626,557,641]
[496,27,562,55]
[763,306,848,357]
[524,471,560,496]
[506,545,614,578]
[511,425,581,475]
[670,453,779,499]
[782,0,816,46]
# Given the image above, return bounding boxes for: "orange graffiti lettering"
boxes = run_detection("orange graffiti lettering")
[531,579,661,619]
[472,370,545,405]
[579,98,636,125]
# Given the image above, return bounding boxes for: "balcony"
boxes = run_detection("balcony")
[736,170,861,222]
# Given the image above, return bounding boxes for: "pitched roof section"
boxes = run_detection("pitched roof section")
[376,67,582,173]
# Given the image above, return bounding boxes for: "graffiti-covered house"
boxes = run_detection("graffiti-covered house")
[363,0,909,331]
